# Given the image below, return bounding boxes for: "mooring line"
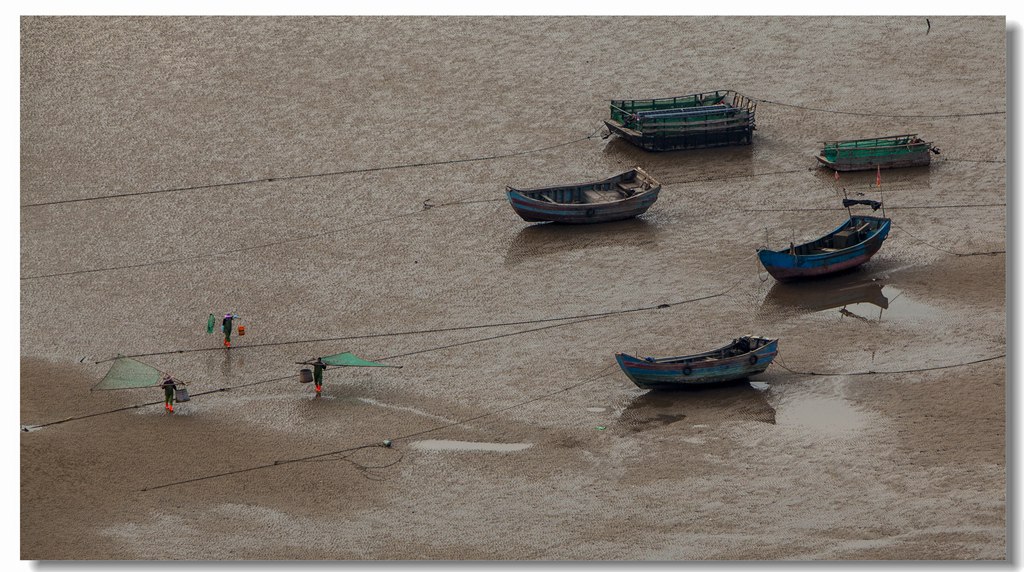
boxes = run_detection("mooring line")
[21,127,604,209]
[56,266,755,431]
[891,221,1006,257]
[772,351,1005,377]
[22,154,1005,282]
[108,347,1013,491]
[743,203,1005,213]
[750,97,1006,119]
[95,277,747,364]
[659,168,810,186]
[21,209,427,281]
[21,373,298,431]
[141,364,618,492]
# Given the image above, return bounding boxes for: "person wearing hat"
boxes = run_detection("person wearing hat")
[312,357,328,395]
[222,313,234,348]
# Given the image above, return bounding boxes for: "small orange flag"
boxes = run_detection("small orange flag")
[876,166,882,188]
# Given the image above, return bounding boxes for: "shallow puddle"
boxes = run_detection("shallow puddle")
[776,395,869,436]
[409,439,533,452]
[827,286,937,323]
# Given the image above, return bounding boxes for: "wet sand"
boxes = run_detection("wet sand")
[20,16,1005,559]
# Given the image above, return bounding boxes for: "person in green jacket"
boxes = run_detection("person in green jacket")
[222,313,234,348]
[312,357,328,395]
[160,374,177,413]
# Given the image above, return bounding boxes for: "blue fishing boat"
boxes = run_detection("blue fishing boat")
[506,167,660,224]
[615,336,778,389]
[757,200,891,281]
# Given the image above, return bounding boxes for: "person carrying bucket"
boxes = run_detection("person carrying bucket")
[160,374,177,413]
[312,357,328,395]
[222,313,235,348]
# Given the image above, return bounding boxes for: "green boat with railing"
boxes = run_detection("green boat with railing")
[816,134,937,171]
[605,90,757,152]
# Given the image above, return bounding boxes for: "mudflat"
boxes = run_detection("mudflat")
[21,16,1005,559]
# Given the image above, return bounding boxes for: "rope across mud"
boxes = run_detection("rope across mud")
[771,351,1005,377]
[19,94,1005,211]
[20,190,1005,281]
[21,91,1008,494]
[20,127,604,209]
[141,364,618,492]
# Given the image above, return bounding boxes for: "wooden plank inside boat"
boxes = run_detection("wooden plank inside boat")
[583,189,623,203]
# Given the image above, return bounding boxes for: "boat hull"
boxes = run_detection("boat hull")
[506,168,662,224]
[616,339,778,389]
[606,89,756,152]
[507,188,660,223]
[816,152,931,171]
[757,217,891,281]
[605,120,753,152]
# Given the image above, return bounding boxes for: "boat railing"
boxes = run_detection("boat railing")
[610,89,739,116]
[610,104,637,126]
[820,134,921,147]
[826,141,925,152]
[608,90,757,145]
[826,141,929,152]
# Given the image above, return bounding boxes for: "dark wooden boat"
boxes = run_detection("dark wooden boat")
[605,90,756,151]
[757,213,891,281]
[505,167,660,224]
[616,336,778,389]
[816,134,936,171]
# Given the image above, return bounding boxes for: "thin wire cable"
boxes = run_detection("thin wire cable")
[26,196,1004,282]
[938,157,1006,164]
[73,259,756,430]
[95,268,752,364]
[142,365,618,492]
[743,203,1005,213]
[23,373,296,430]
[891,221,1006,257]
[751,97,1006,118]
[659,168,810,186]
[22,157,1005,281]
[374,316,606,362]
[21,127,604,209]
[22,195,508,281]
[772,350,1005,377]
[21,210,426,281]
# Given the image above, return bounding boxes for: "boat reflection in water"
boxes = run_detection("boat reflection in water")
[761,273,890,321]
[503,216,659,266]
[619,383,776,430]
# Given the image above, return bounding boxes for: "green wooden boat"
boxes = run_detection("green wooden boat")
[605,90,756,152]
[816,134,937,171]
